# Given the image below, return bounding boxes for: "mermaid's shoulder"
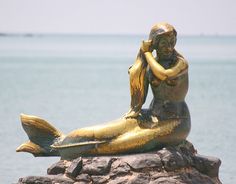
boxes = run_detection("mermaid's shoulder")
[174,50,188,70]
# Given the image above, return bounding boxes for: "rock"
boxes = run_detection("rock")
[157,147,188,171]
[91,175,110,184]
[18,175,74,184]
[110,161,131,176]
[49,175,74,184]
[65,157,83,178]
[150,168,216,184]
[17,141,222,184]
[82,157,114,175]
[47,160,66,175]
[18,176,52,184]
[75,173,91,183]
[150,177,179,184]
[192,154,221,178]
[128,173,150,184]
[120,153,162,170]
[107,176,129,184]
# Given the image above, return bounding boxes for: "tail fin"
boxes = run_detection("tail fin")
[16,114,63,157]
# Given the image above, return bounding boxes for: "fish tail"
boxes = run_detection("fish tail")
[16,114,63,157]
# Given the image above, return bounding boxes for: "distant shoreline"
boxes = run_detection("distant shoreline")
[0,33,235,38]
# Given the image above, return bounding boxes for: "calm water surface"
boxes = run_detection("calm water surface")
[0,35,235,183]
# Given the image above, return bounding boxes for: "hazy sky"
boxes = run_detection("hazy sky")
[0,0,235,35]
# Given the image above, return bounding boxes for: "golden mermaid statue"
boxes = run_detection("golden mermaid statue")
[16,23,191,159]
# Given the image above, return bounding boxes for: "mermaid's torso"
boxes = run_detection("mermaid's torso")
[147,57,189,121]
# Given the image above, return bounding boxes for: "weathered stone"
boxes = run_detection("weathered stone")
[151,168,217,184]
[121,153,162,170]
[49,175,75,184]
[47,160,66,175]
[17,142,222,184]
[107,176,129,184]
[150,176,179,184]
[151,172,169,180]
[18,175,74,184]
[177,140,196,155]
[65,157,82,178]
[128,173,150,184]
[110,160,131,176]
[18,176,52,184]
[192,154,221,178]
[157,147,187,171]
[91,175,109,184]
[180,169,216,184]
[82,157,114,175]
[75,173,91,182]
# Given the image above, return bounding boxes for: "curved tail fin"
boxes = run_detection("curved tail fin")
[16,114,63,157]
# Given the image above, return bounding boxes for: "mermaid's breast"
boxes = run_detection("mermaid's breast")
[148,70,189,102]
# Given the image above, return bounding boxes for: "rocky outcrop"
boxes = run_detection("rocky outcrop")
[17,141,221,184]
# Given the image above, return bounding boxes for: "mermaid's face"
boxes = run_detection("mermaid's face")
[155,33,176,58]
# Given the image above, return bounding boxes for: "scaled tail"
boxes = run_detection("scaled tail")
[16,114,63,157]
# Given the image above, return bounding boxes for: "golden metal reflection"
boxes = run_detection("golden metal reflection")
[17,22,191,159]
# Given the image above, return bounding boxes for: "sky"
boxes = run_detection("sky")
[0,0,235,35]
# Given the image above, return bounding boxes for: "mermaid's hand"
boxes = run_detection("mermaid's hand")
[141,40,153,53]
[124,109,140,119]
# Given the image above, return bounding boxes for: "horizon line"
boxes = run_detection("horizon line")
[0,32,235,37]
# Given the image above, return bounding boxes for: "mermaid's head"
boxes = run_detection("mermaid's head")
[149,23,177,57]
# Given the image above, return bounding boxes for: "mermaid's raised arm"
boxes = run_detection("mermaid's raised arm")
[165,56,188,79]
[144,51,188,80]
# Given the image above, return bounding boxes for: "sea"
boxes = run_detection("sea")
[0,34,235,183]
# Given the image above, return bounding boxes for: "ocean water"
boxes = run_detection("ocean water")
[0,34,235,183]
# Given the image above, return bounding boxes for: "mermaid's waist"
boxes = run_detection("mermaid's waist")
[149,99,190,121]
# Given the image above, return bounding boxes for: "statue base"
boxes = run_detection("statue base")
[17,141,221,184]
